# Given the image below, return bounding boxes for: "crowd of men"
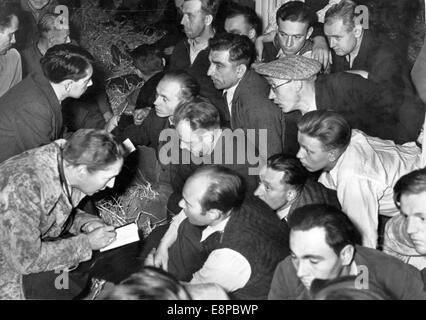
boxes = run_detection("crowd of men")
[1,0,426,300]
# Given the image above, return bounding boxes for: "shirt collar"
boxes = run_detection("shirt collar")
[223,81,240,104]
[276,205,291,221]
[201,216,230,242]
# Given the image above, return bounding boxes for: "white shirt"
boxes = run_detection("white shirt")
[168,211,251,292]
[188,38,209,65]
[276,206,291,221]
[319,130,421,248]
[223,81,240,117]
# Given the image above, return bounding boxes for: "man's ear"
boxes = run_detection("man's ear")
[248,28,257,41]
[206,208,222,221]
[353,23,363,39]
[62,79,74,92]
[204,14,213,26]
[295,80,303,92]
[287,189,298,202]
[328,148,340,163]
[236,63,247,79]
[339,244,355,266]
[306,26,314,39]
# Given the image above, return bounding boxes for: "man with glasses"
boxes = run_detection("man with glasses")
[254,55,424,144]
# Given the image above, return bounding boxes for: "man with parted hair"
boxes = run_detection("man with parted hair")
[384,168,426,271]
[0,5,21,98]
[295,110,422,248]
[146,165,290,300]
[0,43,95,164]
[0,129,123,299]
[207,32,286,157]
[255,153,340,222]
[268,204,426,300]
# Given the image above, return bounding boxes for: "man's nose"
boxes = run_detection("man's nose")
[254,185,263,197]
[296,148,305,160]
[286,36,294,47]
[269,89,276,100]
[11,34,16,44]
[207,64,214,77]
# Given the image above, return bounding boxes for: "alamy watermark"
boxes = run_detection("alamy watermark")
[158,128,268,176]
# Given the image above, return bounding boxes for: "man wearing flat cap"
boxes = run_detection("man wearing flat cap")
[254,55,425,145]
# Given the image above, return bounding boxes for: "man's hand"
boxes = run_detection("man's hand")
[81,220,107,233]
[87,226,116,251]
[133,108,150,126]
[104,115,120,133]
[144,246,169,271]
[312,35,332,70]
[103,111,113,123]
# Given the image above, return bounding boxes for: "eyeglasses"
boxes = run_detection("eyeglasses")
[271,80,292,91]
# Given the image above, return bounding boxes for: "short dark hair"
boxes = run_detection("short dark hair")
[209,32,256,67]
[161,71,200,102]
[325,0,358,31]
[100,267,192,300]
[41,44,94,83]
[225,3,262,37]
[173,97,220,131]
[194,166,246,214]
[0,4,17,32]
[63,129,124,173]
[266,154,308,194]
[298,110,351,151]
[288,204,362,255]
[130,44,164,76]
[276,1,317,28]
[394,168,426,207]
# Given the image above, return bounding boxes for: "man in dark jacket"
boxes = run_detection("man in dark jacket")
[325,0,414,97]
[146,165,290,300]
[268,204,426,300]
[0,44,94,163]
[207,33,286,157]
[254,55,425,144]
[169,0,226,123]
[255,154,340,222]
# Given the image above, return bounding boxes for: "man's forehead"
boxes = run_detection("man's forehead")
[324,19,350,34]
[290,227,334,255]
[225,15,248,28]
[158,79,181,95]
[183,0,202,13]
[277,19,309,34]
[209,49,231,63]
[400,192,426,215]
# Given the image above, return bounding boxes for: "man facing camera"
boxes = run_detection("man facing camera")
[268,204,426,300]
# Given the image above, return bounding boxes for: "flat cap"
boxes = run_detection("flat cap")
[253,55,321,80]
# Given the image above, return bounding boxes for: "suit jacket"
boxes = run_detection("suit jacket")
[0,73,62,163]
[288,178,341,219]
[225,69,286,158]
[331,29,414,95]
